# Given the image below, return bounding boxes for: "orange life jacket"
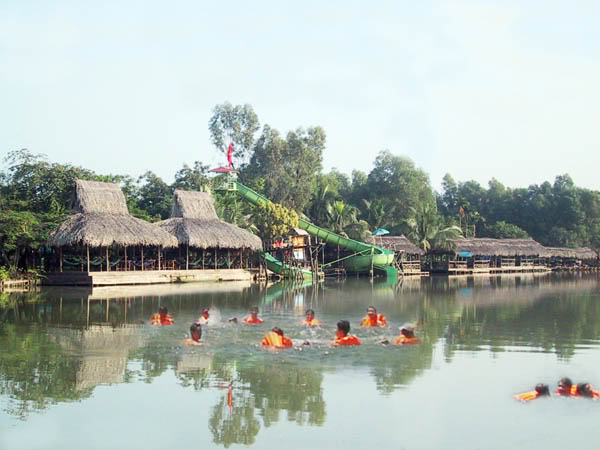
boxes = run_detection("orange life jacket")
[334,335,361,346]
[394,335,420,345]
[151,313,174,326]
[556,385,578,396]
[514,391,541,402]
[360,314,387,327]
[261,331,292,348]
[302,318,320,327]
[243,315,264,324]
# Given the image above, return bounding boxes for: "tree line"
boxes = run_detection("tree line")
[2,101,599,273]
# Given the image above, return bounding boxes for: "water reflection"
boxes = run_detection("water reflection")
[1,274,600,448]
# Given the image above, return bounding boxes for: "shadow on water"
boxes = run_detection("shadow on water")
[1,273,600,447]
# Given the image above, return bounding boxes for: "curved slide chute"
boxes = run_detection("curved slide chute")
[228,180,396,278]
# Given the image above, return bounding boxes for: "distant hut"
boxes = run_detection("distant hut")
[47,180,178,272]
[430,238,549,273]
[376,235,424,274]
[156,190,262,270]
[543,247,598,269]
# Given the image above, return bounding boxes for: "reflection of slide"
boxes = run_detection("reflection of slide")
[230,180,396,278]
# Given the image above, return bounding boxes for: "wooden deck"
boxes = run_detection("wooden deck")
[43,269,254,287]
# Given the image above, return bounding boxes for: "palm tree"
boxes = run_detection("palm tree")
[406,204,463,251]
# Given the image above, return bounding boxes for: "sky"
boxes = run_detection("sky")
[1,0,599,192]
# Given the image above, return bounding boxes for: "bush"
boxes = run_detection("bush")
[0,266,9,281]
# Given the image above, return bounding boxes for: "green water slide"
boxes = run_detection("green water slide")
[229,180,396,277]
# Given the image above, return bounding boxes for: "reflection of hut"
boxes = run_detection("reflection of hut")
[50,324,144,390]
[47,180,177,272]
[156,190,262,270]
[376,235,424,275]
[543,247,598,270]
[430,238,550,274]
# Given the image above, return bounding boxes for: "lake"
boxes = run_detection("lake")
[1,273,600,450]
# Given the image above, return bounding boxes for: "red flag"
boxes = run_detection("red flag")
[227,143,233,168]
[459,206,465,218]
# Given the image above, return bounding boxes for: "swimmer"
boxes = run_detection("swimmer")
[332,320,361,346]
[151,306,174,326]
[576,383,600,398]
[514,383,550,402]
[261,327,293,348]
[302,309,320,327]
[360,306,387,327]
[242,306,264,325]
[198,308,210,325]
[557,377,577,396]
[394,326,420,345]
[183,322,202,346]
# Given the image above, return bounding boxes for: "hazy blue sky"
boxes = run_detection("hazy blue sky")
[2,0,599,191]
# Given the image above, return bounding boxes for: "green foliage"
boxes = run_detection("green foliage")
[482,221,529,239]
[136,171,173,221]
[0,266,8,281]
[252,201,299,242]
[406,203,463,251]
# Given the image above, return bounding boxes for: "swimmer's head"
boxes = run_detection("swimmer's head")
[367,306,377,317]
[557,377,573,395]
[577,383,593,398]
[337,320,350,337]
[159,306,168,316]
[535,383,550,396]
[305,309,315,320]
[190,322,202,342]
[271,327,284,337]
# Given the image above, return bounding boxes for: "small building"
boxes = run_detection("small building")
[376,235,425,275]
[47,179,178,273]
[156,190,262,270]
[543,247,598,270]
[429,238,550,274]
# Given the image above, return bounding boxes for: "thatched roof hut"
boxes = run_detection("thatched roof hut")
[544,247,597,260]
[376,235,424,255]
[448,238,549,257]
[156,190,262,250]
[47,180,178,248]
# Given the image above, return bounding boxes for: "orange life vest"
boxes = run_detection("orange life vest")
[360,314,387,327]
[302,318,320,327]
[334,335,361,346]
[394,335,420,345]
[556,385,578,396]
[514,391,541,402]
[261,331,293,348]
[151,313,174,326]
[243,315,264,324]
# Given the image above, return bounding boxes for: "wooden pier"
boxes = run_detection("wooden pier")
[43,269,254,287]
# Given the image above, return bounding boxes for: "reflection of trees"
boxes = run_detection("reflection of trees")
[0,323,92,418]
[209,394,260,448]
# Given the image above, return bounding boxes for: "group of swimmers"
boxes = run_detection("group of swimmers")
[151,305,420,349]
[515,377,600,402]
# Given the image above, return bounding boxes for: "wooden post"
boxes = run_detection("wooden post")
[227,249,230,269]
[87,246,90,272]
[240,250,243,269]
[59,247,63,273]
[80,246,84,272]
[106,247,110,272]
[215,248,218,270]
[124,246,128,271]
[141,247,144,271]
[158,246,161,271]
[186,244,189,270]
[202,249,205,270]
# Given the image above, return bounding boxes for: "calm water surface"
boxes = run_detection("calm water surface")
[1,273,600,450]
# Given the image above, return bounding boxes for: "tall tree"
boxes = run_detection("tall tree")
[209,102,260,165]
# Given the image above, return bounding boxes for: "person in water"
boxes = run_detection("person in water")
[333,320,361,346]
[302,309,320,327]
[514,383,551,402]
[576,383,600,398]
[151,306,174,326]
[261,327,293,348]
[360,306,387,327]
[394,326,420,345]
[557,377,577,396]
[243,306,264,324]
[198,308,210,325]
[184,322,202,346]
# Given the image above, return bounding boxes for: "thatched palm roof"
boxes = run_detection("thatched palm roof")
[449,238,549,257]
[47,180,178,248]
[157,190,262,250]
[544,247,597,259]
[376,235,424,255]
